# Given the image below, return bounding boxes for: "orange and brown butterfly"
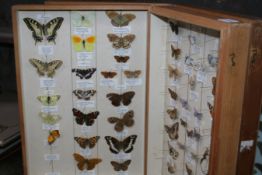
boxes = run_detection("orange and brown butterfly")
[212,77,216,96]
[107,34,135,49]
[124,70,141,79]
[114,56,129,63]
[207,102,214,117]
[101,71,117,79]
[167,161,176,173]
[106,91,135,107]
[108,110,134,132]
[168,65,181,79]
[105,11,136,27]
[74,136,100,149]
[166,108,178,120]
[164,122,179,140]
[186,163,193,175]
[171,45,181,59]
[168,88,178,101]
[73,153,102,171]
[111,160,131,171]
[48,130,60,145]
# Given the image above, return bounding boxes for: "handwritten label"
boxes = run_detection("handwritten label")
[184,65,193,75]
[41,106,58,113]
[169,33,182,43]
[218,18,239,23]
[189,90,199,101]
[81,125,92,134]
[113,48,131,56]
[100,79,116,87]
[76,100,95,108]
[112,26,131,34]
[44,154,60,161]
[73,27,92,35]
[76,80,95,89]
[80,148,92,157]
[116,129,128,139]
[42,123,60,130]
[80,170,96,175]
[38,45,54,56]
[114,63,129,70]
[43,89,55,95]
[125,78,142,86]
[170,79,180,87]
[113,152,131,160]
[36,14,51,21]
[196,71,206,83]
[116,172,128,175]
[114,83,127,90]
[40,78,56,88]
[116,106,129,114]
[191,45,201,54]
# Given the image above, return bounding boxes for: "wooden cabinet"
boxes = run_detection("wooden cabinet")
[12,3,262,175]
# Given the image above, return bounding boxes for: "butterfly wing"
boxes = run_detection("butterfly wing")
[23,18,43,44]
[108,117,124,132]
[101,71,117,78]
[73,153,86,171]
[169,21,179,35]
[29,58,47,76]
[72,108,85,125]
[122,91,135,106]
[46,60,63,77]
[74,137,88,149]
[86,136,100,149]
[168,88,177,101]
[106,11,135,27]
[166,108,178,120]
[73,90,96,100]
[43,17,64,43]
[85,111,99,126]
[122,135,137,153]
[84,36,96,52]
[165,122,179,140]
[37,95,60,106]
[124,70,141,78]
[86,158,102,170]
[122,110,134,127]
[48,130,60,145]
[180,119,188,128]
[111,160,131,171]
[106,93,121,106]
[107,34,122,49]
[122,34,135,49]
[39,112,61,125]
[114,56,129,63]
[105,136,121,154]
[72,35,83,51]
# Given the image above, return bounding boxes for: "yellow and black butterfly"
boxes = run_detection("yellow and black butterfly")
[39,112,61,125]
[106,91,135,107]
[107,34,135,49]
[124,70,141,78]
[73,89,96,100]
[29,59,62,77]
[48,130,60,145]
[72,68,96,79]
[73,153,102,171]
[105,11,136,27]
[23,17,63,44]
[108,110,134,132]
[104,135,137,154]
[111,160,131,171]
[37,95,60,106]
[72,35,96,52]
[165,122,179,140]
[74,136,100,149]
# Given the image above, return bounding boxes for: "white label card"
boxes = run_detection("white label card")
[113,152,131,160]
[80,170,96,175]
[36,14,52,21]
[116,106,129,114]
[184,65,193,75]
[81,125,92,134]
[38,45,54,56]
[80,148,92,157]
[116,172,128,175]
[42,123,60,130]
[114,63,129,70]
[100,79,117,87]
[76,80,95,89]
[169,98,177,107]
[112,26,131,34]
[73,27,93,35]
[189,90,199,101]
[125,78,142,86]
[170,79,180,87]
[40,78,56,88]
[114,83,127,90]
[191,45,201,54]
[114,48,131,56]
[181,109,191,120]
[197,71,207,83]
[45,172,61,175]
[41,106,59,113]
[116,129,128,139]
[44,154,60,161]
[76,100,96,108]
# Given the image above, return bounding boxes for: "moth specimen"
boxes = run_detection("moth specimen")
[165,122,179,140]
[111,160,131,171]
[171,45,181,59]
[29,59,62,77]
[104,135,137,154]
[124,70,141,78]
[101,71,117,78]
[72,89,96,100]
[72,68,96,79]
[39,112,61,125]
[114,56,129,63]
[108,110,134,132]
[105,11,136,27]
[74,136,100,149]
[107,34,135,49]
[48,130,60,145]
[73,153,102,171]
[106,91,135,106]
[72,108,99,126]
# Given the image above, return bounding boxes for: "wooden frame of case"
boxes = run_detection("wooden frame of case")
[12,3,262,175]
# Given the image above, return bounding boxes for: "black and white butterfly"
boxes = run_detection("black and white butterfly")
[72,68,96,79]
[23,17,64,44]
[104,135,137,154]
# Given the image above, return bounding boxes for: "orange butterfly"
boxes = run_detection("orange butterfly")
[72,35,96,52]
[73,153,102,171]
[48,130,60,145]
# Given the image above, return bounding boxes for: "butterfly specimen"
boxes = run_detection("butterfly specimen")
[187,128,201,140]
[73,89,96,100]
[111,160,131,171]
[104,135,137,154]
[194,108,203,120]
[168,65,181,79]
[200,148,209,164]
[72,35,96,52]
[106,91,135,107]
[73,153,102,171]
[166,108,178,120]
[114,56,129,63]
[168,142,179,160]
[37,95,60,106]
[207,54,218,67]
[72,68,96,79]
[72,108,99,126]
[39,112,61,125]
[101,71,117,78]
[189,75,196,90]
[29,59,62,77]
[212,77,216,96]
[180,118,188,128]
[108,110,134,132]
[207,102,214,117]
[168,88,178,101]
[107,34,135,49]
[186,163,193,175]
[171,45,181,59]
[48,130,60,145]
[23,17,64,44]
[167,161,176,174]
[165,122,179,140]
[124,70,141,78]
[169,20,179,35]
[180,98,190,110]
[105,11,136,27]
[74,136,100,149]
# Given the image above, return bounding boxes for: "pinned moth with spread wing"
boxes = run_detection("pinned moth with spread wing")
[168,142,179,160]
[72,68,96,79]
[171,45,181,59]
[29,58,63,77]
[73,153,102,171]
[114,56,129,63]
[168,65,181,80]
[107,34,135,49]
[165,122,179,140]
[105,11,136,27]
[108,110,134,132]
[72,108,99,126]
[37,95,60,106]
[106,91,135,107]
[23,17,63,44]
[168,88,178,101]
[124,70,141,79]
[39,112,61,125]
[111,160,132,171]
[74,136,100,149]
[72,89,96,100]
[166,108,178,120]
[104,135,137,154]
[101,71,117,79]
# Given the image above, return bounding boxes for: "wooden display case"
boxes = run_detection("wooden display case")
[12,3,262,175]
